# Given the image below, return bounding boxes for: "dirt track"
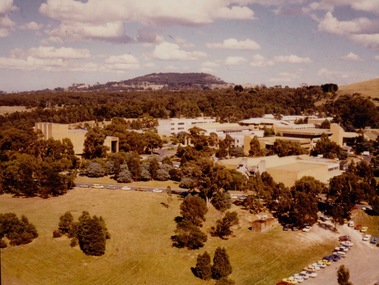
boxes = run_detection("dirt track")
[297,224,379,285]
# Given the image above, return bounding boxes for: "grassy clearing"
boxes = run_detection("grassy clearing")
[352,209,379,238]
[1,188,344,285]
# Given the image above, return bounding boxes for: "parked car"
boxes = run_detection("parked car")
[283,224,291,231]
[92,184,104,189]
[340,241,353,247]
[370,237,378,244]
[152,188,163,193]
[121,186,131,190]
[106,185,116,189]
[302,226,311,232]
[362,234,371,241]
[348,220,354,227]
[339,235,351,241]
[360,226,368,233]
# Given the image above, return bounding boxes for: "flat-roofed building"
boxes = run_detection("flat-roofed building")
[35,122,119,156]
[219,155,342,187]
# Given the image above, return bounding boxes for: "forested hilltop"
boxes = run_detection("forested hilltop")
[1,84,378,131]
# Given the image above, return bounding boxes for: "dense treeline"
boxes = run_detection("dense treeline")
[0,127,77,197]
[1,86,378,130]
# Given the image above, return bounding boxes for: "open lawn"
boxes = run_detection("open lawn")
[0,188,352,285]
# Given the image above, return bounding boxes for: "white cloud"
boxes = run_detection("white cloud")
[225,56,247,65]
[207,38,260,50]
[340,52,361,61]
[274,54,312,63]
[0,46,91,71]
[250,54,274,67]
[202,61,220,68]
[39,0,255,42]
[20,21,43,31]
[153,42,206,60]
[104,54,140,70]
[0,0,15,37]
[317,68,350,80]
[318,12,376,35]
[214,5,255,19]
[350,34,379,50]
[269,72,300,83]
[28,46,91,59]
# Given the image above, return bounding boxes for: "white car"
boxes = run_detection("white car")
[336,251,347,257]
[299,271,310,280]
[307,271,318,278]
[92,184,104,189]
[362,234,371,241]
[121,186,131,190]
[302,226,311,232]
[152,188,163,193]
[341,241,353,247]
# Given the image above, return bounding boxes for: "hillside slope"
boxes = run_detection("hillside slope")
[338,78,379,99]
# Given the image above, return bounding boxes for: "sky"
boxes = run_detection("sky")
[0,0,379,92]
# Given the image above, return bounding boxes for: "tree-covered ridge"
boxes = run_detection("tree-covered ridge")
[0,86,377,130]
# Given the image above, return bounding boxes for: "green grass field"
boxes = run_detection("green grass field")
[0,188,358,285]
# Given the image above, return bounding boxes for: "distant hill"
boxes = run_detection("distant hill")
[338,78,379,99]
[68,72,230,92]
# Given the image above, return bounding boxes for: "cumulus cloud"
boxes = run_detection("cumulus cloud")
[0,46,91,71]
[317,67,350,80]
[20,21,43,31]
[153,42,206,60]
[0,0,15,37]
[318,12,377,35]
[28,46,91,59]
[39,0,255,42]
[207,38,260,50]
[104,54,140,70]
[274,54,312,63]
[250,54,274,67]
[225,56,247,65]
[340,52,361,61]
[350,34,379,50]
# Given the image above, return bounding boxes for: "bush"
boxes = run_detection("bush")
[0,239,7,248]
[0,213,38,246]
[86,162,106,177]
[179,177,195,189]
[155,169,170,181]
[53,229,63,238]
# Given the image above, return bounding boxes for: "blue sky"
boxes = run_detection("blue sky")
[1,0,379,92]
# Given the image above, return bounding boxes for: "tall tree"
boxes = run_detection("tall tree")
[193,251,212,280]
[180,195,208,227]
[76,211,108,256]
[212,211,239,239]
[212,247,232,280]
[83,126,108,159]
[337,265,353,285]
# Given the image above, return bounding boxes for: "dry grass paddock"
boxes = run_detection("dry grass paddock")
[0,188,353,285]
